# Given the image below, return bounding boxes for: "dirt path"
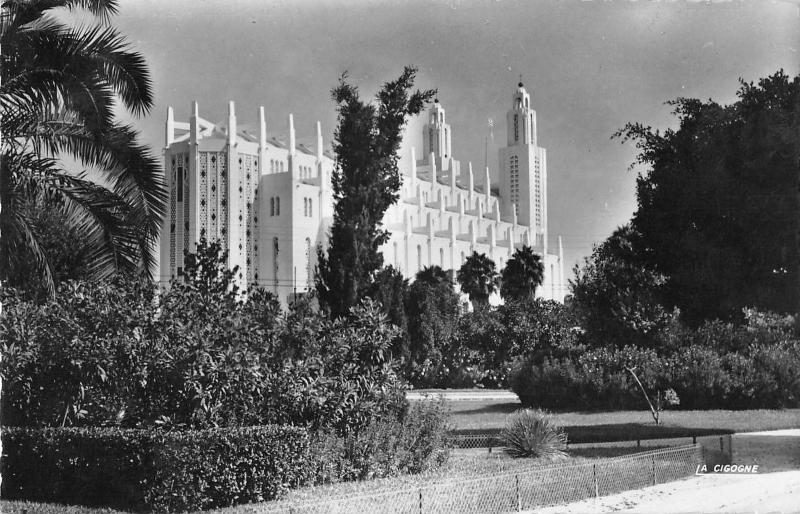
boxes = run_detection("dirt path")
[534,430,800,513]
[533,470,800,513]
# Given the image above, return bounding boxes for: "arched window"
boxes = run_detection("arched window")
[303,198,308,216]
[460,251,465,264]
[394,242,399,267]
[270,197,275,216]
[280,161,284,173]
[275,196,280,215]
[270,159,275,173]
[308,198,313,217]
[417,245,422,270]
[439,248,444,267]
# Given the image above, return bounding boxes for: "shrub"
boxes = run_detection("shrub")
[510,341,800,411]
[313,398,451,482]
[1,243,407,433]
[500,409,567,459]
[1,425,312,512]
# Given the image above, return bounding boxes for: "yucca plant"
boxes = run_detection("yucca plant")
[500,408,567,459]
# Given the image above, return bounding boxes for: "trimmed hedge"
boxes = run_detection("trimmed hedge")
[510,342,800,411]
[1,425,312,512]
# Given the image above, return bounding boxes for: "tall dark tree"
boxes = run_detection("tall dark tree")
[406,265,459,383]
[500,245,544,301]
[615,70,800,324]
[457,251,500,310]
[368,265,410,360]
[316,67,435,318]
[570,224,672,347]
[1,0,167,295]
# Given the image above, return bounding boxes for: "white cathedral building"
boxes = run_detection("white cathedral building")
[159,82,566,305]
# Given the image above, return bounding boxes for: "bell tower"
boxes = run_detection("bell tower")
[506,82,536,147]
[423,99,452,161]
[499,82,547,252]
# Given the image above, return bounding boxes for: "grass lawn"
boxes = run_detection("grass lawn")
[446,398,800,434]
[5,402,795,514]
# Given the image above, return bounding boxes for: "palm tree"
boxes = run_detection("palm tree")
[500,245,544,301]
[415,265,452,287]
[456,252,499,309]
[1,0,166,294]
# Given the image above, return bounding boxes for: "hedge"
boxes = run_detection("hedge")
[510,343,800,411]
[1,425,312,512]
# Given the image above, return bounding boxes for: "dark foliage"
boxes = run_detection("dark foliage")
[510,314,800,411]
[570,224,673,347]
[317,67,436,318]
[615,70,800,325]
[1,425,312,512]
[1,0,167,295]
[311,399,451,483]
[368,265,411,360]
[0,239,404,432]
[456,251,500,309]
[500,245,544,301]
[405,266,460,383]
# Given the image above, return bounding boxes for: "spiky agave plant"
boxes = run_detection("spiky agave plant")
[500,409,567,459]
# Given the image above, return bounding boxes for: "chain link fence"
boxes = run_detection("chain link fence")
[452,431,732,455]
[254,444,703,513]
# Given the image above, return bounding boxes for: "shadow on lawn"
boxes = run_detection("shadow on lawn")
[454,423,734,444]
[567,446,669,459]
[450,402,521,416]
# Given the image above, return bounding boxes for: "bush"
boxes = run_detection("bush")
[0,242,407,433]
[510,341,800,411]
[312,399,451,482]
[500,409,567,459]
[1,425,312,512]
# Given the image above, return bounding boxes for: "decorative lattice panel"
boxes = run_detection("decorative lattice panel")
[245,154,255,285]
[199,152,208,239]
[210,153,219,241]
[220,151,228,250]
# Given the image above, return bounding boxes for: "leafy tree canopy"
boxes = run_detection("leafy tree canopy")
[570,224,673,347]
[615,70,800,324]
[316,67,436,318]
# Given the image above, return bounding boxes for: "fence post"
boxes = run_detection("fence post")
[728,434,733,462]
[516,474,521,512]
[419,488,423,514]
[651,456,656,486]
[593,464,599,498]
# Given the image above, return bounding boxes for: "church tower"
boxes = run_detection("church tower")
[423,99,452,161]
[499,82,547,252]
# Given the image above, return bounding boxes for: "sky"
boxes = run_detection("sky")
[105,0,799,273]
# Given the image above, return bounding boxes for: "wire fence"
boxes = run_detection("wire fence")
[255,444,704,514]
[453,431,733,458]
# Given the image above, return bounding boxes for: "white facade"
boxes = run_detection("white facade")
[159,83,566,304]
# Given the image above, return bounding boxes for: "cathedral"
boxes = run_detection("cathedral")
[159,82,566,305]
